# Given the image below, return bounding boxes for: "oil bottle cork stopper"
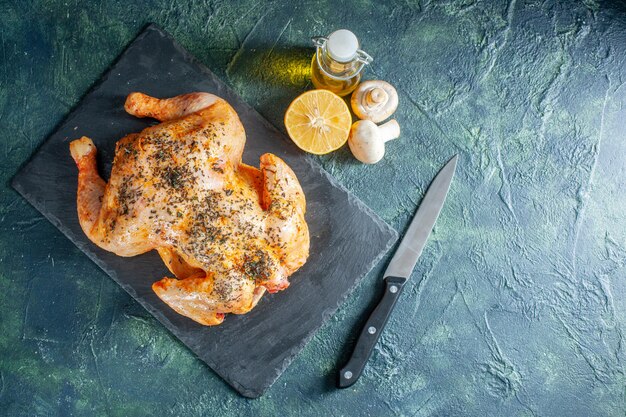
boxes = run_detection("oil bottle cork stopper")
[327,29,359,62]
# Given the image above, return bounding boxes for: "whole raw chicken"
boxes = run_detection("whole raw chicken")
[70,92,309,326]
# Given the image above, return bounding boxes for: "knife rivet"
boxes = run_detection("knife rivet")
[390,285,398,293]
[368,326,376,334]
[344,371,353,379]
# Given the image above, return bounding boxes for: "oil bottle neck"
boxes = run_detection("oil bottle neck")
[312,36,372,81]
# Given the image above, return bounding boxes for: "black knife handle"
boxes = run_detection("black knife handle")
[338,276,407,388]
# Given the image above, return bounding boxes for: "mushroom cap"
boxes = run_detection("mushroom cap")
[348,120,386,164]
[351,80,399,123]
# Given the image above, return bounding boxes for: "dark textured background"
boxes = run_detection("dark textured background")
[1,0,626,416]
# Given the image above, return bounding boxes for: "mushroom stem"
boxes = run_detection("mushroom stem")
[366,87,388,106]
[378,119,400,143]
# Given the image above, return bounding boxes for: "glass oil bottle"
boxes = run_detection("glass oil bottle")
[311,29,373,97]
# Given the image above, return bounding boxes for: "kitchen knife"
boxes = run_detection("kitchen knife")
[338,155,458,388]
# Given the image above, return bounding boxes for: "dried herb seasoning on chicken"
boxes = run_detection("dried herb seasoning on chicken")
[69,92,310,326]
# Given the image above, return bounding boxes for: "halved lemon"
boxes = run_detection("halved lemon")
[284,90,352,155]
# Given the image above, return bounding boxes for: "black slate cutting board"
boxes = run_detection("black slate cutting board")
[11,24,397,398]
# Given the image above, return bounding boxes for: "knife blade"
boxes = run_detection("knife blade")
[338,155,458,388]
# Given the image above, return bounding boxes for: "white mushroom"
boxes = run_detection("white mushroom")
[348,119,400,164]
[351,80,399,123]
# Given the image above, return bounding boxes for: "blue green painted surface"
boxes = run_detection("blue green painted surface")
[1,0,626,415]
